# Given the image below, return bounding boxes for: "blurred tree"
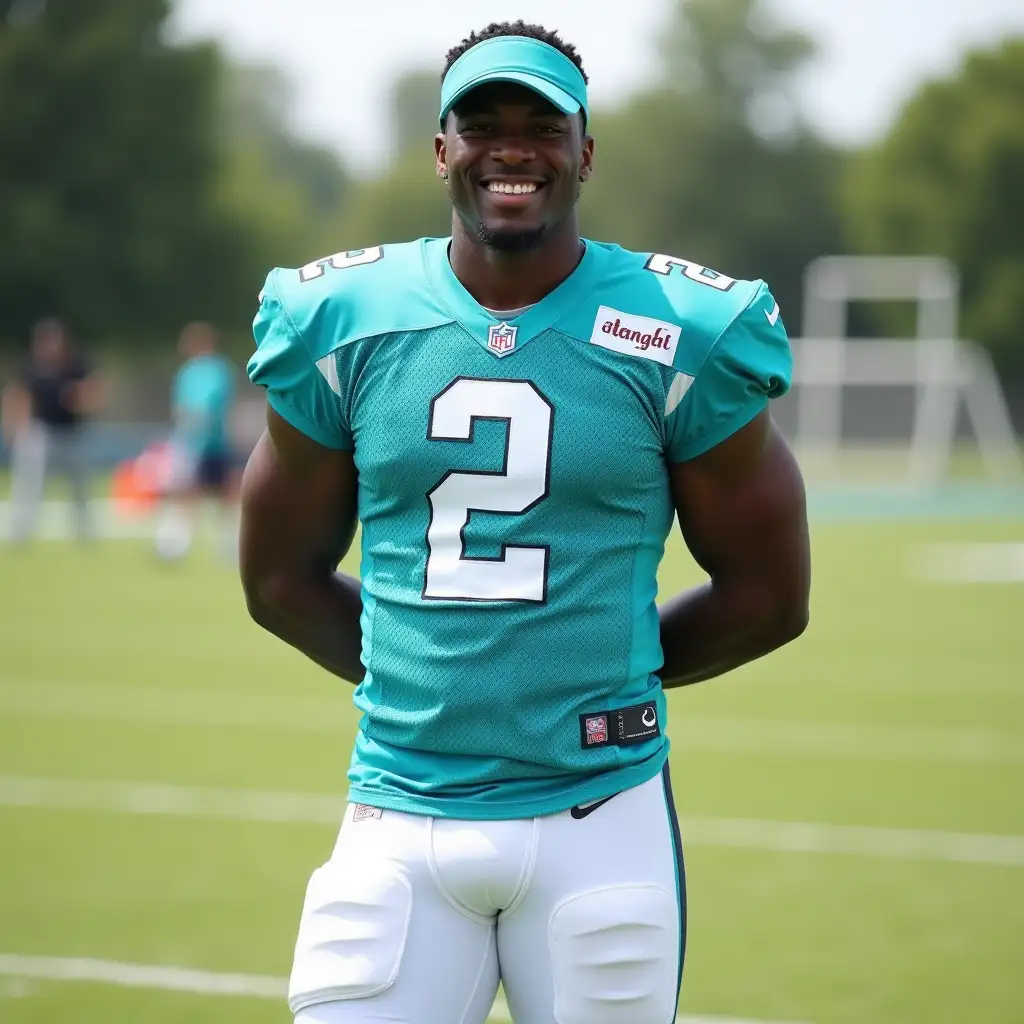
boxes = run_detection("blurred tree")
[390,69,443,158]
[326,67,452,253]
[334,151,451,251]
[216,62,351,283]
[0,0,244,346]
[659,0,813,127]
[581,0,843,333]
[845,39,1024,372]
[0,0,349,354]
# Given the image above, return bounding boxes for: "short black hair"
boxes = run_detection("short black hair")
[442,21,588,84]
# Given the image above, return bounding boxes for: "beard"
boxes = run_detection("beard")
[476,222,548,252]
[473,180,582,252]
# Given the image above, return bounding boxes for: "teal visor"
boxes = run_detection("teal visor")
[439,36,589,126]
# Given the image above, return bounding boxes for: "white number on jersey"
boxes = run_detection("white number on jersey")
[424,378,553,603]
[299,246,384,283]
[645,253,736,291]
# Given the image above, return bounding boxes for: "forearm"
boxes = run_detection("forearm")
[658,578,807,688]
[1,387,28,439]
[246,569,364,684]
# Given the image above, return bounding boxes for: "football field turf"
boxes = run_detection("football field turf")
[1,513,1022,1022]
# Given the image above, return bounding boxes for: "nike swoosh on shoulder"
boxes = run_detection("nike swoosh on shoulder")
[569,794,616,820]
[764,301,781,327]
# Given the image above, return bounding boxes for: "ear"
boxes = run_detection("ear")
[578,133,595,183]
[434,131,447,179]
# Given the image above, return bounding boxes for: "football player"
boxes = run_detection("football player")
[240,21,810,1024]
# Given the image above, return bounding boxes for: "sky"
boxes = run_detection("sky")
[169,0,1024,173]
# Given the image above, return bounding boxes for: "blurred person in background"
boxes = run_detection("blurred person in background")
[154,321,238,560]
[240,20,810,1024]
[1,317,102,544]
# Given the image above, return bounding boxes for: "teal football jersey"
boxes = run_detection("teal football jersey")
[248,238,792,819]
[172,353,235,456]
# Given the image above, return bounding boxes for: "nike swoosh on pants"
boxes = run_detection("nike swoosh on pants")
[569,794,616,819]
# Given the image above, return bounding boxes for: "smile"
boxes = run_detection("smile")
[486,181,539,195]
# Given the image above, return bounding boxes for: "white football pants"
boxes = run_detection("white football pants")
[290,767,685,1024]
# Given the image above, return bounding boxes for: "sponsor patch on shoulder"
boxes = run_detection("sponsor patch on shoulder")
[589,306,681,366]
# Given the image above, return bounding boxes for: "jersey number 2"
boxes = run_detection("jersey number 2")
[424,378,553,603]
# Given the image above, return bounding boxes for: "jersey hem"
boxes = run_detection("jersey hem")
[346,744,670,820]
[668,395,768,463]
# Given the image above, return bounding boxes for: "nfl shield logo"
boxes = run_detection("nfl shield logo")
[487,321,517,356]
[585,715,608,745]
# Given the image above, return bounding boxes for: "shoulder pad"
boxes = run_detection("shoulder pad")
[558,243,767,374]
[264,239,454,361]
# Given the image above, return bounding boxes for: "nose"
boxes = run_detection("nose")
[491,136,536,165]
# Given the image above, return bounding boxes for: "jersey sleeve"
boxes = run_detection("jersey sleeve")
[666,281,792,462]
[246,271,353,451]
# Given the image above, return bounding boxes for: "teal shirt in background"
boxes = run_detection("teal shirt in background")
[172,354,236,457]
[247,238,792,819]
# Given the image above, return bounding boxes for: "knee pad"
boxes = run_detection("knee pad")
[288,855,412,1014]
[549,884,679,1024]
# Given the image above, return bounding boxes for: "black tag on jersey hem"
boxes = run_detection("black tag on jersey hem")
[580,701,660,749]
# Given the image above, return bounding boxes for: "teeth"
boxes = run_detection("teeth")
[487,182,538,194]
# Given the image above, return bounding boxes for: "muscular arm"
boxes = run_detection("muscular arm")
[659,409,810,687]
[239,404,364,683]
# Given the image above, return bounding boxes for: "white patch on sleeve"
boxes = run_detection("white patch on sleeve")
[589,306,681,366]
[664,371,694,417]
[315,354,341,396]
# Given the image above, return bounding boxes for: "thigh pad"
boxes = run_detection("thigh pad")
[288,854,412,1014]
[549,884,678,1024]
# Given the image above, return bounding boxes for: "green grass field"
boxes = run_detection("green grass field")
[1,515,1023,1023]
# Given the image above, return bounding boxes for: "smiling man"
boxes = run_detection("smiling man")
[240,20,811,1024]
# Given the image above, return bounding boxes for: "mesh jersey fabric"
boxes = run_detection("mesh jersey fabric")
[248,237,792,819]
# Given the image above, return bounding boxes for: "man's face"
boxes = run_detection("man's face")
[179,322,216,360]
[436,82,593,252]
[32,322,68,367]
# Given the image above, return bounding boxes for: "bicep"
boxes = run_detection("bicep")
[239,405,358,588]
[669,410,810,605]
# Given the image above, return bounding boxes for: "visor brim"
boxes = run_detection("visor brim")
[441,71,581,123]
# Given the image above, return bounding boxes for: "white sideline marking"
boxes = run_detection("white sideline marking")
[0,954,285,999]
[3,679,1021,765]
[0,954,807,1024]
[2,776,1023,868]
[915,542,1024,583]
[0,500,153,540]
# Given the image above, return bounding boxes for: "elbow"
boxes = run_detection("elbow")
[241,569,287,632]
[771,600,809,649]
[243,586,274,632]
[244,590,274,631]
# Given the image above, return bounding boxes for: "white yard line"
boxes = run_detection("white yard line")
[0,500,152,540]
[3,679,1021,765]
[2,776,1023,868]
[915,542,1024,583]
[0,680,350,735]
[0,954,808,1024]
[0,954,285,999]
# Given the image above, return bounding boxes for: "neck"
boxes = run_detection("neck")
[448,215,584,310]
